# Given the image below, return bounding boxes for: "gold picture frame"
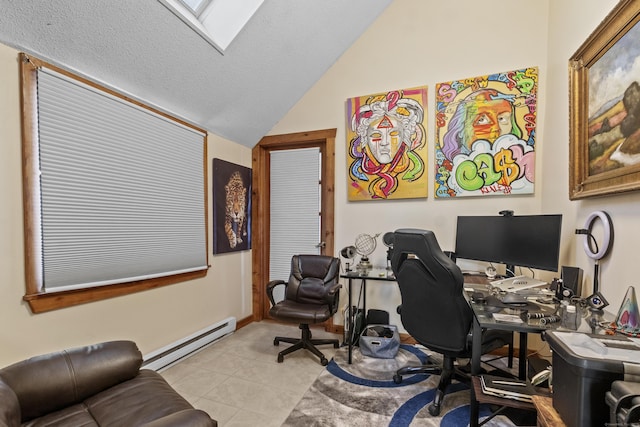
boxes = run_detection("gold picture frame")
[570,0,640,199]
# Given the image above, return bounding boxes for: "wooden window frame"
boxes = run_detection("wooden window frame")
[20,53,208,313]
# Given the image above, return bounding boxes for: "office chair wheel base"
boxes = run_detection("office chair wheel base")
[333,342,339,348]
[277,354,284,363]
[320,357,328,366]
[393,374,403,384]
[427,403,441,416]
[273,338,279,346]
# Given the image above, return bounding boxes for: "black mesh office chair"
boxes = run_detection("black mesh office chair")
[266,255,341,366]
[390,228,514,416]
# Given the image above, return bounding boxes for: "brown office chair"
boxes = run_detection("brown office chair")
[390,228,514,416]
[266,254,342,366]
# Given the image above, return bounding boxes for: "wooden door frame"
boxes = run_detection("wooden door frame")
[251,129,336,324]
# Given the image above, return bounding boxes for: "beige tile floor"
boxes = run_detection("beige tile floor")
[159,321,341,427]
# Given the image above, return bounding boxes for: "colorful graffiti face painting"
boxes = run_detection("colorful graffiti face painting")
[346,86,428,201]
[435,67,538,198]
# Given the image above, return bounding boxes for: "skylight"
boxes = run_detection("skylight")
[178,0,211,18]
[159,0,264,53]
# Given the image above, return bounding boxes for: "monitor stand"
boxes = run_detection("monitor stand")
[505,264,515,278]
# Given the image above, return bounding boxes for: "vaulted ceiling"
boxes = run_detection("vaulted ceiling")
[0,0,392,147]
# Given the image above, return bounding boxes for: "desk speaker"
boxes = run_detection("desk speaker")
[560,266,583,298]
[443,251,456,261]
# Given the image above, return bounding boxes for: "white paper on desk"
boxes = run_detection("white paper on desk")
[490,275,547,292]
[492,313,524,323]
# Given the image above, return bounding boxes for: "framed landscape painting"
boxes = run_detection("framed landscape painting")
[570,0,640,199]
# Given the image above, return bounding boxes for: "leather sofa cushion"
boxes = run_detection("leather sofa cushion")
[140,410,214,427]
[84,370,197,426]
[21,403,97,427]
[18,371,212,427]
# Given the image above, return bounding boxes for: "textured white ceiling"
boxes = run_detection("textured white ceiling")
[0,0,392,147]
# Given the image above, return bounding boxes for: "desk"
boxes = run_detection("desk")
[465,278,560,427]
[466,277,611,427]
[341,269,395,364]
[468,292,558,380]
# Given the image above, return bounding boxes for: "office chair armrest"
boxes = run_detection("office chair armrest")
[324,283,342,309]
[326,282,342,296]
[266,280,287,306]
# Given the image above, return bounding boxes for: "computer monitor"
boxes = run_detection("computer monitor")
[454,214,562,276]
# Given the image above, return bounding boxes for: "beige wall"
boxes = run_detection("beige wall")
[3,0,636,365]
[270,0,633,337]
[545,0,639,309]
[0,43,253,366]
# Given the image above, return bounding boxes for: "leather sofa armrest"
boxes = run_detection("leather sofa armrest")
[141,409,216,427]
[0,379,20,427]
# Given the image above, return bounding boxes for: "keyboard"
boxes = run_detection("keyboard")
[490,275,548,292]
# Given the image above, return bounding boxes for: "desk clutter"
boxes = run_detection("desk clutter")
[465,279,640,427]
[467,284,578,329]
[469,279,640,340]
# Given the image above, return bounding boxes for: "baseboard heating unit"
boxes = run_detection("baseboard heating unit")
[142,316,236,371]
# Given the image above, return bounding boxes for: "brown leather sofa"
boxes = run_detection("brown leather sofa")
[0,341,216,427]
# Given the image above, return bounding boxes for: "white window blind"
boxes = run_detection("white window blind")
[269,148,321,283]
[36,67,207,292]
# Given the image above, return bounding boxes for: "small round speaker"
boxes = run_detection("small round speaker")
[340,246,356,259]
[382,232,394,247]
[485,266,497,279]
[561,287,574,299]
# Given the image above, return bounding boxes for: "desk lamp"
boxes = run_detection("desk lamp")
[576,211,613,332]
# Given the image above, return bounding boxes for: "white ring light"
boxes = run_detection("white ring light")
[582,211,613,260]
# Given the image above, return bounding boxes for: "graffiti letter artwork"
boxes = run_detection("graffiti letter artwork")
[435,67,538,198]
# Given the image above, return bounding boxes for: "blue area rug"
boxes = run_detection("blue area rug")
[283,344,517,426]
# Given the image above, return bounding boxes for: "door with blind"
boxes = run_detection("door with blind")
[269,148,321,300]
[252,129,336,321]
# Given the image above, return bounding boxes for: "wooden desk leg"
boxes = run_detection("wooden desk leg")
[532,395,566,427]
[470,318,482,427]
